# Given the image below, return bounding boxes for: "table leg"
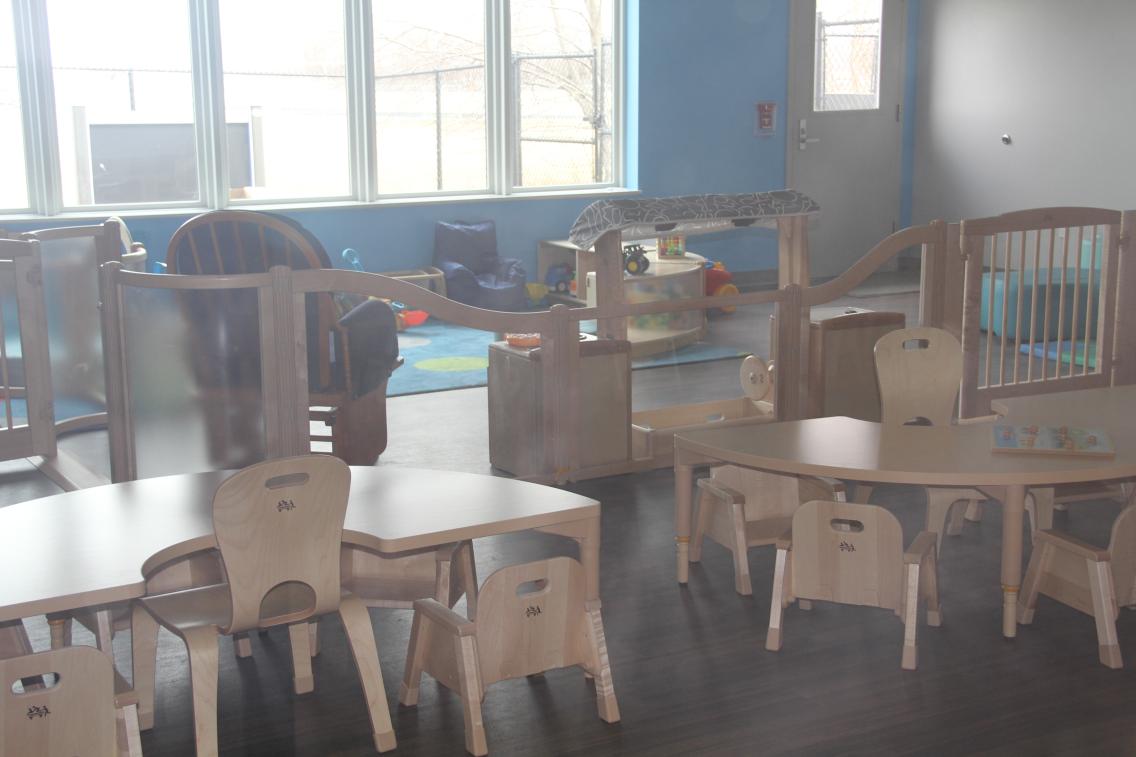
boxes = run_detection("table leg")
[675,462,694,584]
[1001,483,1027,638]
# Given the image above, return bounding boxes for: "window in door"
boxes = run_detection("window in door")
[813,0,882,112]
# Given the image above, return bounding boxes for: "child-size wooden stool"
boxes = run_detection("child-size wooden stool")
[399,556,619,755]
[1019,505,1136,668]
[766,500,942,670]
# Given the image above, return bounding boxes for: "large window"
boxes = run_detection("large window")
[1,0,623,215]
[46,0,197,206]
[511,0,615,189]
[0,3,28,209]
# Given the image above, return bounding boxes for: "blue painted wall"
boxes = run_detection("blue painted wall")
[3,1,802,275]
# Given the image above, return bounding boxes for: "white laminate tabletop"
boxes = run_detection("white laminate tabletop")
[674,415,1136,488]
[0,467,598,623]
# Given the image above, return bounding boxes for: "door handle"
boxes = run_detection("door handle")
[798,119,819,151]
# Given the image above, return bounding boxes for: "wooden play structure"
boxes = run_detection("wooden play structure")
[84,196,1133,486]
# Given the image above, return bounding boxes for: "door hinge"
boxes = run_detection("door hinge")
[895,104,901,122]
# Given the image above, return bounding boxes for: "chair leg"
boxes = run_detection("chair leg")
[1018,541,1052,625]
[1087,559,1123,669]
[454,634,488,756]
[183,627,221,757]
[233,633,252,658]
[854,483,874,504]
[117,702,143,757]
[925,490,964,553]
[922,551,942,627]
[901,562,921,670]
[94,609,115,655]
[399,610,426,707]
[946,500,970,536]
[689,488,713,563]
[435,550,454,609]
[1028,487,1056,539]
[309,620,320,657]
[47,615,71,649]
[766,548,789,651]
[130,605,160,731]
[457,541,479,617]
[730,503,752,595]
[584,601,620,723]
[288,623,315,695]
[339,596,396,752]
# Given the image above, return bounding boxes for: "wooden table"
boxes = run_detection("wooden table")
[0,466,607,655]
[673,416,1136,638]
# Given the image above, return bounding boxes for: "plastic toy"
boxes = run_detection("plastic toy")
[657,234,686,258]
[704,260,739,315]
[544,263,575,294]
[526,282,549,308]
[623,244,650,275]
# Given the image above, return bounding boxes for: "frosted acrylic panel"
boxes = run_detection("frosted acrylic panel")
[0,266,28,432]
[40,236,104,421]
[121,286,266,478]
[814,0,882,112]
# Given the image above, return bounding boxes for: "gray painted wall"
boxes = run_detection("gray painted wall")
[912,0,1136,223]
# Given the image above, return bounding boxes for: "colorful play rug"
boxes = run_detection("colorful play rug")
[388,320,748,397]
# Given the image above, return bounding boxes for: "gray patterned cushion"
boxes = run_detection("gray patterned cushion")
[568,190,819,250]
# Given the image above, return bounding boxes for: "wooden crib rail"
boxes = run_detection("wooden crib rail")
[958,207,1133,417]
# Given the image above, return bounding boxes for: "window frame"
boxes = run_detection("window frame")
[3,0,626,216]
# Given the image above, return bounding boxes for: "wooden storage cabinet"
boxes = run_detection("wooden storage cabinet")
[807,306,905,421]
[772,306,905,421]
[488,337,631,476]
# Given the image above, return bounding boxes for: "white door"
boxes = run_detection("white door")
[787,0,906,280]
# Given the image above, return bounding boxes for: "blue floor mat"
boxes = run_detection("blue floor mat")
[387,321,747,397]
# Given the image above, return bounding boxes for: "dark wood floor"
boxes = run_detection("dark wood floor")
[7,278,1136,755]
[27,475,1127,756]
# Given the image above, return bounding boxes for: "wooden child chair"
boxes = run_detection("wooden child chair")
[0,645,140,757]
[133,456,396,756]
[766,500,941,670]
[689,354,843,595]
[867,326,989,550]
[1019,505,1136,668]
[691,467,842,595]
[399,556,619,756]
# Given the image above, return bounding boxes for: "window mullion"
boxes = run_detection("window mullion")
[486,0,510,195]
[13,0,61,215]
[189,0,227,209]
[345,0,375,202]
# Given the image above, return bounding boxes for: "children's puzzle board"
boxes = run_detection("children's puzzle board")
[992,424,1115,457]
